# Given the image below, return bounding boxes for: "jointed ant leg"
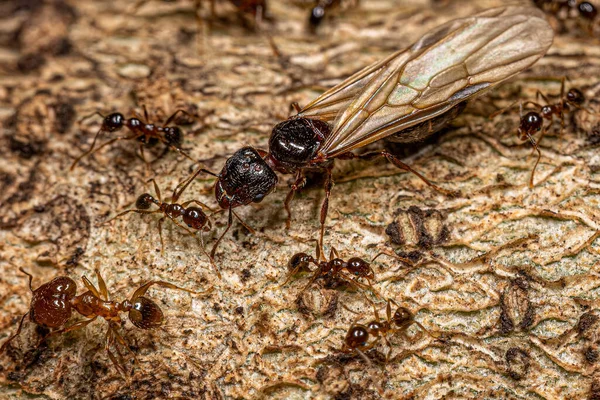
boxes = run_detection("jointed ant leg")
[284,170,306,229]
[524,130,542,188]
[338,151,456,196]
[81,276,102,298]
[163,109,196,126]
[130,280,199,300]
[71,133,141,171]
[45,317,97,339]
[211,207,233,259]
[173,167,218,202]
[181,200,213,211]
[0,312,29,353]
[148,178,162,202]
[319,166,334,259]
[102,209,161,226]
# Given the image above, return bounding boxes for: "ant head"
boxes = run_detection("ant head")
[288,252,312,272]
[578,2,597,20]
[136,193,154,209]
[182,207,208,229]
[129,296,164,329]
[344,325,369,349]
[566,88,585,106]
[164,127,183,146]
[103,113,125,132]
[215,147,278,209]
[346,258,374,279]
[309,5,326,28]
[519,112,543,138]
[392,306,412,328]
[268,118,331,173]
[30,276,77,328]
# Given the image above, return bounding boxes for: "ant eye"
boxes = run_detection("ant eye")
[129,296,164,329]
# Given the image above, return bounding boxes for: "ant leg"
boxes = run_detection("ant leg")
[130,280,203,301]
[81,275,102,298]
[319,166,334,259]
[173,166,218,202]
[109,323,138,365]
[534,90,551,105]
[290,102,302,114]
[338,151,456,196]
[45,317,97,339]
[105,328,128,376]
[158,216,166,254]
[70,133,141,171]
[232,210,255,234]
[166,144,197,164]
[284,171,306,229]
[101,209,161,226]
[181,200,214,212]
[525,130,543,188]
[210,207,233,259]
[94,269,109,300]
[70,128,106,170]
[199,230,221,279]
[489,100,520,119]
[163,109,196,126]
[78,111,105,123]
[559,76,566,100]
[0,312,29,354]
[19,268,34,291]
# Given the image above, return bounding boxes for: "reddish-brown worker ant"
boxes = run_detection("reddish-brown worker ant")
[277,244,380,298]
[101,178,219,276]
[0,268,203,375]
[179,6,553,257]
[491,78,595,187]
[70,107,196,170]
[341,298,437,362]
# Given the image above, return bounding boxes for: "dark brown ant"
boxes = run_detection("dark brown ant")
[276,244,380,298]
[308,0,341,30]
[0,268,203,375]
[101,178,219,277]
[491,78,595,187]
[70,107,196,171]
[534,0,598,34]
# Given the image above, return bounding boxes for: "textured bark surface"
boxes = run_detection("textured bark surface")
[1,0,600,399]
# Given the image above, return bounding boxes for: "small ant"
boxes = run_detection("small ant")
[491,78,595,187]
[0,268,203,375]
[70,107,196,171]
[341,298,437,362]
[278,243,379,298]
[534,0,598,34]
[101,178,219,276]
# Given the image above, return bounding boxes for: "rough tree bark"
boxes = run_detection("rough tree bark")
[1,0,600,399]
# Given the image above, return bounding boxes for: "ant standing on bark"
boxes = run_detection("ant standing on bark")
[101,177,220,277]
[491,78,595,187]
[534,0,598,34]
[70,106,197,171]
[341,297,437,362]
[0,268,204,375]
[277,243,380,299]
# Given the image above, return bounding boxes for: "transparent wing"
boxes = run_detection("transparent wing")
[298,6,554,157]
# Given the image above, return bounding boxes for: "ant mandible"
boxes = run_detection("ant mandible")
[278,243,380,299]
[491,78,594,187]
[101,177,220,277]
[0,268,204,375]
[70,106,197,170]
